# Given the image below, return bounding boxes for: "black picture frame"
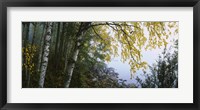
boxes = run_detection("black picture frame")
[0,0,199,110]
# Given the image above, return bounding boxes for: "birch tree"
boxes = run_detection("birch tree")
[64,22,91,88]
[39,22,53,88]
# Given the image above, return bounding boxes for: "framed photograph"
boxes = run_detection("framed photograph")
[0,0,199,110]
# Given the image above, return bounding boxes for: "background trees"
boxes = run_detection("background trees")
[136,40,178,88]
[22,22,178,88]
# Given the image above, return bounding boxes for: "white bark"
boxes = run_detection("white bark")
[64,22,91,88]
[65,49,80,88]
[39,22,53,88]
[64,33,83,88]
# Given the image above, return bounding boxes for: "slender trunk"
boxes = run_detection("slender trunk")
[31,23,37,48]
[63,24,74,74]
[23,23,30,87]
[22,23,26,47]
[54,23,61,69]
[23,22,30,48]
[26,23,38,87]
[55,22,60,56]
[50,23,56,53]
[26,23,32,87]
[64,22,91,87]
[64,45,80,88]
[56,23,65,69]
[39,22,53,88]
[63,40,72,74]
[59,23,66,56]
[22,23,27,84]
[37,23,46,72]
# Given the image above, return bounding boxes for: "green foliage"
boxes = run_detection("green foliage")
[136,41,178,88]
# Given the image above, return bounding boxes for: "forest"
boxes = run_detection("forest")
[22,22,178,88]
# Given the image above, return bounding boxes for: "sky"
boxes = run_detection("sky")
[106,46,164,84]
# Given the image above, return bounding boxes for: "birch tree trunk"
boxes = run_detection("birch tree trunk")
[39,22,53,88]
[64,39,81,88]
[37,23,46,72]
[64,22,91,88]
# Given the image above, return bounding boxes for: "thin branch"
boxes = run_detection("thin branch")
[91,26,104,41]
